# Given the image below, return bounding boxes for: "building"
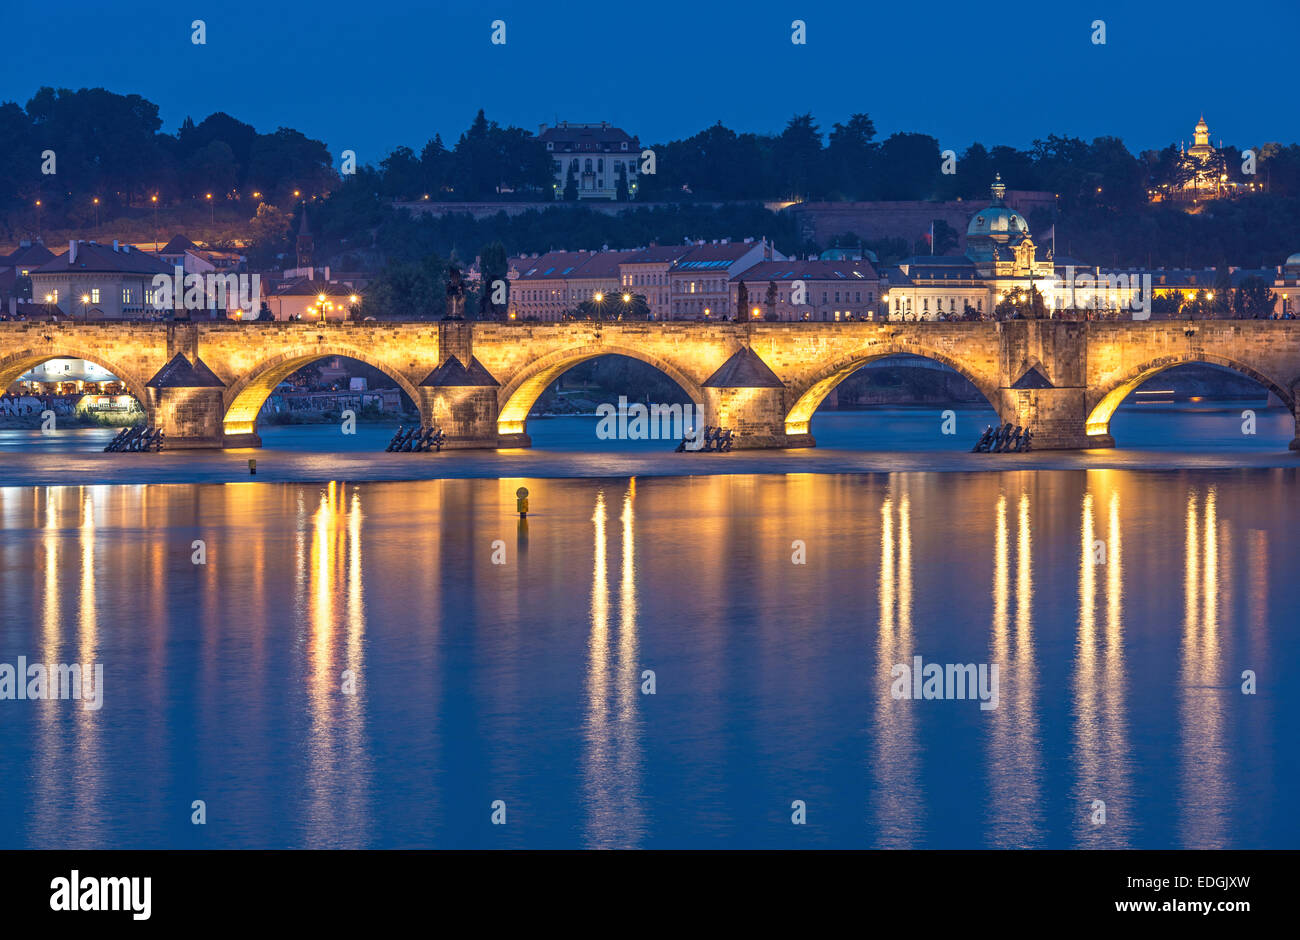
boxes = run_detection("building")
[618,245,690,319]
[158,234,245,276]
[1277,253,1300,316]
[1150,115,1263,203]
[0,240,56,315]
[667,238,783,319]
[507,250,644,321]
[540,121,640,201]
[509,251,597,321]
[881,176,1058,320]
[267,277,361,322]
[565,249,638,310]
[30,240,172,319]
[730,259,880,321]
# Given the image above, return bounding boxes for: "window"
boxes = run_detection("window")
[146,289,156,306]
[90,289,100,304]
[122,287,132,304]
[51,289,59,303]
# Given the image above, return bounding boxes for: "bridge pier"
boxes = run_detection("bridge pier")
[995,320,1095,450]
[702,346,813,449]
[146,353,230,449]
[419,321,505,448]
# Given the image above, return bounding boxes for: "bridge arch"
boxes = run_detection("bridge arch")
[496,343,706,436]
[1085,355,1297,440]
[222,347,425,437]
[784,347,1001,437]
[0,347,154,421]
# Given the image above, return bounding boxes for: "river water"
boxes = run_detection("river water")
[0,402,1296,848]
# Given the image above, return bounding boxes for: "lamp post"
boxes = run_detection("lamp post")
[206,193,214,226]
[593,291,604,321]
[318,293,327,323]
[349,294,359,321]
[81,294,90,323]
[35,200,41,238]
[151,194,159,249]
[93,196,99,229]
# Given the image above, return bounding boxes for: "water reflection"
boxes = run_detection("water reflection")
[1072,482,1132,845]
[1178,488,1230,848]
[302,482,370,848]
[0,470,1294,848]
[987,489,1043,847]
[582,485,645,847]
[873,484,921,846]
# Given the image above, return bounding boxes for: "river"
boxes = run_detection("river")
[0,401,1296,848]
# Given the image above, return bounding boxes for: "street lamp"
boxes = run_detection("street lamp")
[318,293,327,323]
[206,193,213,226]
[81,294,90,323]
[35,200,41,238]
[93,196,99,228]
[151,194,159,249]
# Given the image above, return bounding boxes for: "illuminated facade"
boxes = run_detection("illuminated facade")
[542,121,640,201]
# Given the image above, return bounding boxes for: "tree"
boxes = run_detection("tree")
[478,240,508,319]
[1233,276,1277,318]
[995,285,1047,320]
[563,161,578,201]
[826,113,877,199]
[873,133,942,200]
[771,114,824,201]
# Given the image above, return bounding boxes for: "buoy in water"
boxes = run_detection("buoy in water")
[516,486,529,518]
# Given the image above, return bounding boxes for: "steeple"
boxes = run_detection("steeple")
[296,208,313,270]
[990,173,1006,206]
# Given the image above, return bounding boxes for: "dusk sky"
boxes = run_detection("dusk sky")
[5,0,1298,163]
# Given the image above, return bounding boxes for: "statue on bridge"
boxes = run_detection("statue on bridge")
[445,264,466,320]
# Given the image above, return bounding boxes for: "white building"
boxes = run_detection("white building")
[541,121,640,201]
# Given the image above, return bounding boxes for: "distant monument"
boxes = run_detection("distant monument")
[445,264,465,319]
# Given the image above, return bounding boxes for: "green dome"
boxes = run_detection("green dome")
[1286,252,1300,268]
[966,173,1029,245]
[967,206,1028,241]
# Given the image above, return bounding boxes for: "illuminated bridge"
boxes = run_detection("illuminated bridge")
[2,319,1299,450]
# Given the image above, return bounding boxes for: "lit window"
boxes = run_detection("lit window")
[90,289,100,303]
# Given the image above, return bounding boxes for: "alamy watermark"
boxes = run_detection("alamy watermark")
[150,266,262,315]
[1041,266,1152,319]
[596,396,705,449]
[0,656,104,710]
[890,655,999,710]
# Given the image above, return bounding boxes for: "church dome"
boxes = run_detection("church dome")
[1286,251,1300,268]
[968,206,1029,240]
[966,174,1029,244]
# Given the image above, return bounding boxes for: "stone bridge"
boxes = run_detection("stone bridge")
[2,319,1299,450]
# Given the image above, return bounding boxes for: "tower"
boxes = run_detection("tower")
[296,209,313,271]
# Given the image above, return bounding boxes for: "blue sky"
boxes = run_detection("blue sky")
[5,0,1297,163]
